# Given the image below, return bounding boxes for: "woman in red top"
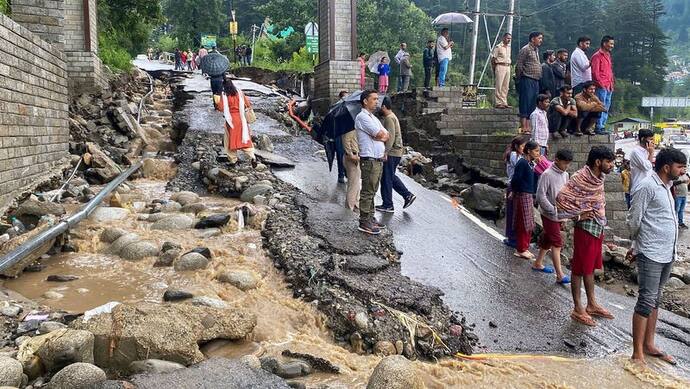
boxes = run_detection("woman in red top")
[180,51,187,67]
[214,77,256,165]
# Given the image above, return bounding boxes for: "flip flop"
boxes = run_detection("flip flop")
[557,275,571,284]
[532,266,555,273]
[586,307,614,320]
[645,351,677,366]
[570,311,596,327]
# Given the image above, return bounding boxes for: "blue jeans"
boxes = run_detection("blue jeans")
[381,156,412,208]
[635,254,673,317]
[595,88,612,131]
[438,58,449,87]
[675,196,686,224]
[335,136,345,179]
[625,193,631,209]
[518,77,540,118]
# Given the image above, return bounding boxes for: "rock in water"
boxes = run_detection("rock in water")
[155,249,180,267]
[71,303,256,374]
[163,290,194,302]
[174,252,209,271]
[366,355,424,389]
[100,228,127,243]
[373,341,397,356]
[216,270,260,291]
[260,357,312,379]
[38,321,67,334]
[107,233,141,255]
[194,214,230,229]
[151,215,194,231]
[48,362,106,389]
[187,247,212,259]
[460,183,505,214]
[240,184,274,203]
[119,241,160,261]
[46,275,79,282]
[129,359,185,375]
[171,191,200,206]
[0,356,23,387]
[91,207,131,223]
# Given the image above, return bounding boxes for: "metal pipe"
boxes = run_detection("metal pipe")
[507,0,516,36]
[0,161,143,273]
[469,0,481,85]
[137,72,155,124]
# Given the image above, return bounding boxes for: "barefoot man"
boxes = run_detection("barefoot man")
[557,146,615,326]
[628,148,686,366]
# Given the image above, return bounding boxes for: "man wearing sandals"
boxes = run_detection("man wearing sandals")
[556,146,615,326]
[534,149,573,284]
[628,148,686,366]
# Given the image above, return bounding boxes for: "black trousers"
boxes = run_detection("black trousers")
[424,66,432,89]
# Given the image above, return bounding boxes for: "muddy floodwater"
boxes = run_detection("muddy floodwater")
[5,178,689,388]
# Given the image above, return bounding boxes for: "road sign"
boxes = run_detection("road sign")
[229,22,238,35]
[305,22,318,54]
[201,35,217,48]
[642,97,690,108]
[305,22,318,37]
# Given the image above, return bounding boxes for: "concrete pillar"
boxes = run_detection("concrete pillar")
[313,0,360,115]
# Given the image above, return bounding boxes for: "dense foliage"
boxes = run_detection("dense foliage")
[0,0,9,15]
[97,0,163,70]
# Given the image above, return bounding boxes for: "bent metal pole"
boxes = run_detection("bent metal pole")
[0,161,143,273]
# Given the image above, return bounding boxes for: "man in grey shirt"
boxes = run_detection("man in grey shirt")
[628,148,686,366]
[355,90,389,235]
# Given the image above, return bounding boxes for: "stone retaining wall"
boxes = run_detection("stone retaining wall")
[0,13,69,213]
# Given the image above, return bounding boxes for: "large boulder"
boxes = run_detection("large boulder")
[71,303,256,373]
[16,199,65,218]
[100,228,127,243]
[16,329,94,376]
[216,270,260,291]
[194,214,230,229]
[174,252,209,271]
[366,355,424,389]
[0,356,23,387]
[91,207,131,223]
[151,215,194,231]
[170,191,200,207]
[460,183,504,214]
[48,362,106,389]
[120,241,160,261]
[107,233,141,255]
[85,142,121,183]
[131,357,290,389]
[240,184,273,203]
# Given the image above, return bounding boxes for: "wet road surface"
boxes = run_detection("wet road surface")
[274,159,690,375]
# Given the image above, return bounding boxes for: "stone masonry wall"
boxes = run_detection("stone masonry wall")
[0,14,70,214]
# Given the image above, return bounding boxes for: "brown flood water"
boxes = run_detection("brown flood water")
[4,179,689,388]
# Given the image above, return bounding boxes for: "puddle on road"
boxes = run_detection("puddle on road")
[3,179,688,388]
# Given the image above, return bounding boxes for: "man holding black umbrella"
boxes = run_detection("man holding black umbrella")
[355,90,389,235]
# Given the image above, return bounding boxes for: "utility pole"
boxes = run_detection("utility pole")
[469,0,481,85]
[230,0,237,64]
[250,24,259,65]
[507,0,515,37]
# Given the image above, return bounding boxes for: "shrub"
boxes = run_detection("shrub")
[99,33,132,71]
[0,0,9,15]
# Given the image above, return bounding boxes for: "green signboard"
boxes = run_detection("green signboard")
[306,36,318,54]
[201,35,217,48]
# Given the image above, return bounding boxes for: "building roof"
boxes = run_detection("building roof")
[610,117,651,124]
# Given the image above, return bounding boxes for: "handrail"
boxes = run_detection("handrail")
[287,99,311,132]
[0,161,143,273]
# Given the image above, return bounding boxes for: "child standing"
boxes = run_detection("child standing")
[378,57,390,94]
[534,149,573,284]
[530,94,550,155]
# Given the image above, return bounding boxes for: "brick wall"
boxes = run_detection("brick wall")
[0,13,69,214]
[9,0,65,49]
[63,0,106,93]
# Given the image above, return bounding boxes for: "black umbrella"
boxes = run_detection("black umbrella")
[201,52,230,76]
[313,91,384,171]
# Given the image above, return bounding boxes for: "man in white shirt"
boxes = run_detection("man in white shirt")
[394,43,407,92]
[628,148,686,366]
[436,28,454,87]
[629,129,655,196]
[355,90,389,235]
[570,36,592,95]
[530,94,550,155]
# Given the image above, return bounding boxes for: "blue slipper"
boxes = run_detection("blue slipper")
[532,266,555,274]
[557,275,571,284]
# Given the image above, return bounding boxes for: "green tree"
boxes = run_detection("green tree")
[0,0,9,15]
[163,0,226,48]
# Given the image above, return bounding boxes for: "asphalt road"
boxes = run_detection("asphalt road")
[275,159,690,375]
